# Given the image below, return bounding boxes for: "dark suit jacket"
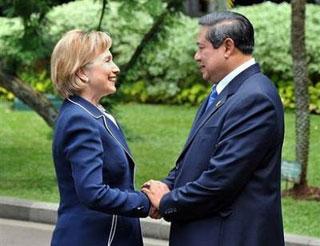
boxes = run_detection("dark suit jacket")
[160,64,285,246]
[51,95,150,246]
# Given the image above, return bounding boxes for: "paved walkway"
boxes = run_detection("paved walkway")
[0,218,167,246]
[0,218,53,246]
[0,196,319,246]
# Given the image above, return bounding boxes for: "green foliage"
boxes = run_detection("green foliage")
[46,0,155,64]
[278,81,320,114]
[176,84,209,105]
[0,17,24,64]
[0,1,320,112]
[19,70,54,94]
[121,81,149,103]
[0,87,14,101]
[0,0,64,69]
[309,82,320,114]
[236,2,320,83]
[122,12,202,104]
[278,82,296,110]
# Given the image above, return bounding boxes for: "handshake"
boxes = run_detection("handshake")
[141,180,170,219]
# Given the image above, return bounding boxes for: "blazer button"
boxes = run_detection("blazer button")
[165,207,177,214]
[219,208,232,217]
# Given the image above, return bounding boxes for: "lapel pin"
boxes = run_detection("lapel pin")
[216,100,222,108]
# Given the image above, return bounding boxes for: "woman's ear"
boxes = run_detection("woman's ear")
[76,68,89,83]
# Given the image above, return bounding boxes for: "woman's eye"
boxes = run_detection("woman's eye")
[104,56,112,63]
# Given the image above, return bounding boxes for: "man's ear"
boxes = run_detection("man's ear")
[76,68,89,83]
[223,38,235,59]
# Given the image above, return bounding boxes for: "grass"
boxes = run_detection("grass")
[0,101,58,201]
[0,101,319,237]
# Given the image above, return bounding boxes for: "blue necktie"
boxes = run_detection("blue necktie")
[205,86,218,111]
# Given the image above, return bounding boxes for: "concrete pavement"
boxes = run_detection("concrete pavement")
[0,196,319,246]
[0,218,167,246]
[0,218,53,246]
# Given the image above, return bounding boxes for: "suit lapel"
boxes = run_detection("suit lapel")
[186,97,209,141]
[177,64,261,162]
[183,92,227,152]
[68,95,134,160]
[104,116,131,154]
[101,115,134,162]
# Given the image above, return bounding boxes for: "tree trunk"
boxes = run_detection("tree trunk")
[97,0,108,31]
[0,68,58,128]
[118,0,184,82]
[291,0,309,189]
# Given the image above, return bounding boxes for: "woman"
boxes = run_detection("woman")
[50,30,150,246]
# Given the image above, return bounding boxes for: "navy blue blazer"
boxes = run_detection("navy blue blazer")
[51,96,150,246]
[160,64,285,246]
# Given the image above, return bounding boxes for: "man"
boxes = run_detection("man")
[142,11,285,246]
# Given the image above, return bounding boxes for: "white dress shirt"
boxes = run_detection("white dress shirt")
[97,104,119,128]
[215,58,256,95]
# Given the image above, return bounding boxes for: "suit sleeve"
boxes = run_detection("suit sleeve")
[161,167,176,190]
[159,93,281,222]
[64,114,150,217]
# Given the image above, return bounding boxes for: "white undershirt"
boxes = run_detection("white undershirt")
[215,58,256,95]
[97,104,119,128]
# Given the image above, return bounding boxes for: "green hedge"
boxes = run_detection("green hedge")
[0,1,320,113]
[238,2,320,114]
[237,2,320,83]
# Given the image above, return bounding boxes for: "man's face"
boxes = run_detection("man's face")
[194,26,227,84]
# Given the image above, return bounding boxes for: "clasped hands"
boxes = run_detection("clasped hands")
[141,180,170,219]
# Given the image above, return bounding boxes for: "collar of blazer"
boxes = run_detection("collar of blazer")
[67,95,104,118]
[66,95,135,162]
[179,63,261,160]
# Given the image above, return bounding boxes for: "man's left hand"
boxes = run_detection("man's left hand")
[142,180,170,209]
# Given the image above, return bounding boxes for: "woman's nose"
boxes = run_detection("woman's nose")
[112,61,120,74]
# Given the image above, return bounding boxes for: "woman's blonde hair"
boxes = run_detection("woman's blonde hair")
[50,29,112,98]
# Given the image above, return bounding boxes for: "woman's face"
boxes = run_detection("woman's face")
[83,49,120,98]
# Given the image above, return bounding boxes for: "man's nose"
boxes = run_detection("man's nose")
[194,51,200,61]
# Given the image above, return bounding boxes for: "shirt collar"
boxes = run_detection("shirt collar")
[215,58,256,94]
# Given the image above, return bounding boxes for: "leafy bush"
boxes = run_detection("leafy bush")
[122,2,320,109]
[0,87,14,101]
[236,2,320,114]
[19,70,53,94]
[121,12,202,104]
[309,82,320,114]
[46,0,155,65]
[45,0,202,104]
[278,81,320,114]
[0,17,24,64]
[236,2,320,84]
